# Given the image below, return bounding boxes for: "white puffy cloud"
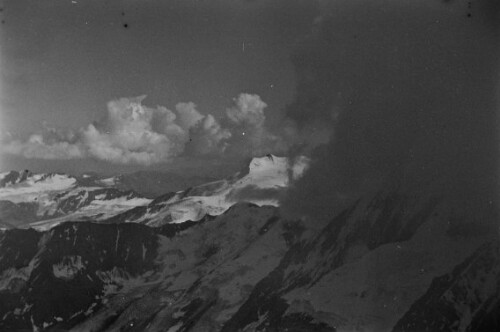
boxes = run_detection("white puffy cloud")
[81,96,187,165]
[1,93,287,165]
[1,123,85,160]
[226,93,266,128]
[224,93,287,157]
[2,134,85,160]
[175,102,205,130]
[186,114,232,156]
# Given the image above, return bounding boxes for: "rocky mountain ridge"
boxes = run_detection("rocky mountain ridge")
[0,155,498,331]
[0,171,150,229]
[104,155,309,226]
[0,188,497,331]
[0,155,308,230]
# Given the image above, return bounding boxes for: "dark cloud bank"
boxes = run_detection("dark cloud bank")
[281,0,499,229]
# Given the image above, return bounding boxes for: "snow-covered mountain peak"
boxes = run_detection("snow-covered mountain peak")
[244,154,309,188]
[0,170,151,229]
[248,154,286,172]
[106,155,310,226]
[0,171,77,201]
[1,155,309,229]
[0,169,33,187]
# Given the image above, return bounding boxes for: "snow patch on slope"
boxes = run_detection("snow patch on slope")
[98,177,117,186]
[52,256,86,280]
[0,174,76,203]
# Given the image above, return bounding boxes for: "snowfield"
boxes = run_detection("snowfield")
[0,155,308,230]
[0,171,151,229]
[0,173,77,203]
[110,154,309,226]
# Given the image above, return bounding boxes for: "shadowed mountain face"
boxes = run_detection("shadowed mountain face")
[0,191,497,331]
[393,241,500,332]
[0,203,286,331]
[0,218,197,330]
[220,197,498,331]
[0,200,38,228]
[0,170,33,188]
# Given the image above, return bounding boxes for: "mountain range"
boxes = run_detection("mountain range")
[0,155,498,331]
[0,170,151,229]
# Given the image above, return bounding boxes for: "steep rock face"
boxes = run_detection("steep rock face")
[0,204,293,331]
[0,170,33,187]
[220,191,493,332]
[0,222,162,331]
[72,204,290,332]
[0,228,41,276]
[0,200,38,228]
[393,241,500,332]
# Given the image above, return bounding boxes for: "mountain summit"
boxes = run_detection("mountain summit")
[104,154,309,226]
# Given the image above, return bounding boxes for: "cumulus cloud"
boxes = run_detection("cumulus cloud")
[175,102,205,130]
[184,94,286,158]
[80,96,187,165]
[223,94,288,157]
[1,122,84,160]
[226,93,267,128]
[185,114,232,156]
[1,93,286,165]
[2,134,85,160]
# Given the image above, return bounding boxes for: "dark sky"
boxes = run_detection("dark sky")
[0,0,317,174]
